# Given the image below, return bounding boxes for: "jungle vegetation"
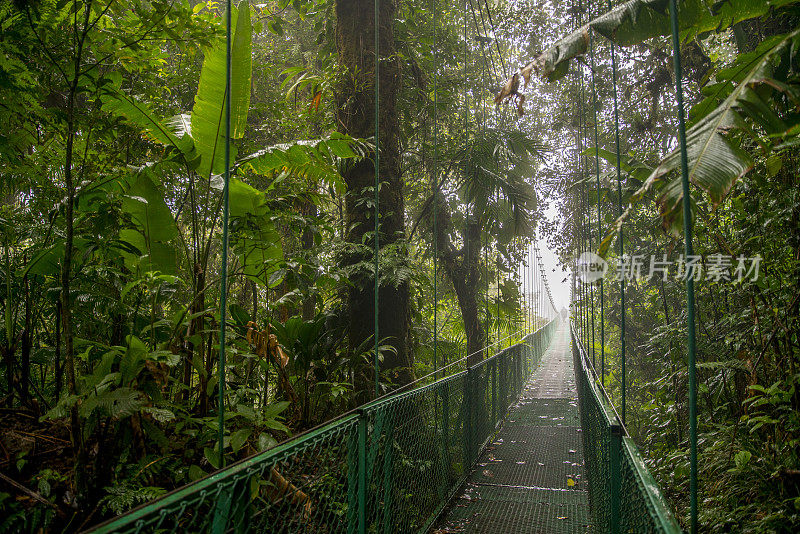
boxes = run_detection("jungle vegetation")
[0,0,799,531]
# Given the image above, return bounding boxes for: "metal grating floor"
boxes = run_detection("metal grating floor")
[433,323,590,533]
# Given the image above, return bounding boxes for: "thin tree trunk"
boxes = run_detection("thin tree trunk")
[301,200,317,321]
[55,300,62,399]
[429,192,486,366]
[20,265,31,404]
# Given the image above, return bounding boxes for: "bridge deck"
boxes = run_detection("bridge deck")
[434,323,590,533]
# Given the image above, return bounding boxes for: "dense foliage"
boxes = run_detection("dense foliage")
[0,0,542,530]
[520,1,800,531]
[0,0,798,531]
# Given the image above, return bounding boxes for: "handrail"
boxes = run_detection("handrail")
[570,321,682,533]
[88,319,559,533]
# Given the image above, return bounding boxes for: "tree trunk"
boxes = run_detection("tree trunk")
[20,267,31,404]
[301,200,317,321]
[430,192,486,366]
[335,0,412,393]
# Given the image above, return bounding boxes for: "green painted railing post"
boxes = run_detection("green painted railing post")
[347,424,359,534]
[491,358,497,428]
[439,381,451,498]
[610,423,622,534]
[380,411,395,533]
[465,367,474,465]
[357,410,367,534]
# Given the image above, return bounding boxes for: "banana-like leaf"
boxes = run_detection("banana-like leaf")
[595,30,800,253]
[121,171,179,242]
[507,0,797,89]
[634,31,799,236]
[225,178,284,286]
[191,1,252,178]
[236,223,284,287]
[119,170,180,274]
[101,85,194,157]
[228,178,269,218]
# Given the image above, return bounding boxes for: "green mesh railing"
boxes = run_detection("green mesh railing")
[571,324,681,533]
[88,319,558,534]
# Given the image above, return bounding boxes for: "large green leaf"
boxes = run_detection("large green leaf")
[119,229,178,275]
[633,31,797,236]
[191,1,252,177]
[512,0,798,85]
[100,79,195,158]
[119,171,179,274]
[121,172,179,242]
[594,29,800,253]
[237,225,283,287]
[228,178,268,218]
[226,177,283,286]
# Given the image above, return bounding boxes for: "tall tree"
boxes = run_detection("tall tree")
[335,0,412,391]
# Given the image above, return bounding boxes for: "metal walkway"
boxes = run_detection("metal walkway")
[434,322,590,533]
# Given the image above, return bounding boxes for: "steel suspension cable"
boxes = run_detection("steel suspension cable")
[432,0,439,378]
[481,0,507,76]
[374,0,381,398]
[468,0,498,87]
[576,18,597,365]
[606,0,626,422]
[217,0,233,468]
[529,244,533,332]
[473,0,500,88]
[463,0,471,360]
[669,0,699,530]
[587,0,604,385]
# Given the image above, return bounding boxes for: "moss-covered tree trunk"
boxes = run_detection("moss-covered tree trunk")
[335,0,412,394]
[430,192,486,366]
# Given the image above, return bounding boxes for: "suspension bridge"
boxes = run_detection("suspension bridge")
[86,241,681,533]
[83,0,704,529]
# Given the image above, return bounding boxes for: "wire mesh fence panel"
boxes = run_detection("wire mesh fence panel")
[361,372,469,533]
[572,331,614,532]
[571,324,681,534]
[90,320,561,534]
[89,415,359,534]
[619,438,683,533]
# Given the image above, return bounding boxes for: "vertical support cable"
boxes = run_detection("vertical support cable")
[373,0,381,399]
[463,0,471,359]
[576,0,595,366]
[432,0,438,377]
[606,0,626,423]
[587,2,604,387]
[217,0,233,469]
[535,245,539,327]
[527,245,531,333]
[669,1,698,530]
